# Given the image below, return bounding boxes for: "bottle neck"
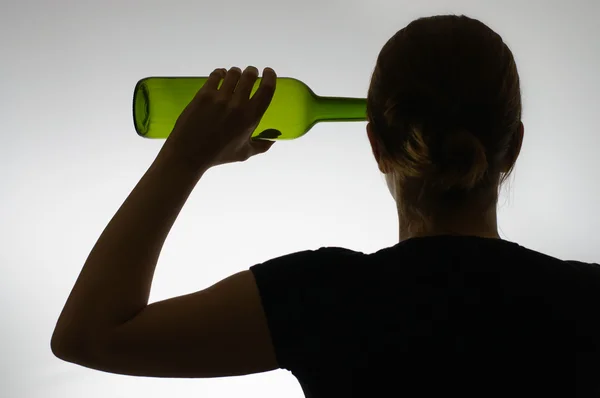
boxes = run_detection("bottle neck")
[311,96,367,123]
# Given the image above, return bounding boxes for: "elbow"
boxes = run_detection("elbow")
[50,336,70,359]
[50,333,86,361]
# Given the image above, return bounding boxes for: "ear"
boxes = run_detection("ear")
[502,122,524,172]
[514,122,524,162]
[367,123,391,174]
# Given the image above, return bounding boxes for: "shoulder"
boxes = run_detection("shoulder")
[250,246,366,280]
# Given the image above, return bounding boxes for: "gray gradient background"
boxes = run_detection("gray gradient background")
[2,0,599,397]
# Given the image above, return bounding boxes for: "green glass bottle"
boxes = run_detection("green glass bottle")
[133,77,367,140]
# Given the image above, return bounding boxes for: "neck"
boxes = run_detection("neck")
[397,205,501,242]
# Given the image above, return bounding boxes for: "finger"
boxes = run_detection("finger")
[219,67,243,96]
[254,129,282,140]
[249,138,276,155]
[233,66,259,102]
[202,68,227,92]
[249,67,277,117]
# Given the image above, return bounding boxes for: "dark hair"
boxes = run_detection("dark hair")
[367,14,522,227]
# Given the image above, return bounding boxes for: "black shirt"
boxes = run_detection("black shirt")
[250,235,600,397]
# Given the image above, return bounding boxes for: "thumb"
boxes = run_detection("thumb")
[250,129,281,155]
[250,138,276,155]
[254,129,282,140]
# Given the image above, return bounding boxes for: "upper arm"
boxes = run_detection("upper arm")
[53,270,280,378]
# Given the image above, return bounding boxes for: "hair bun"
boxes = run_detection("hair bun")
[433,129,489,192]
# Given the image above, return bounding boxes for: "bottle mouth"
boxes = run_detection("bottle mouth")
[133,81,150,136]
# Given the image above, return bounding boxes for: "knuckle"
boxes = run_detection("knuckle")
[197,90,216,102]
[263,86,276,98]
[262,81,276,91]
[229,102,245,115]
[213,95,228,107]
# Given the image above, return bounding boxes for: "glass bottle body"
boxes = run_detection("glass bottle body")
[133,77,367,140]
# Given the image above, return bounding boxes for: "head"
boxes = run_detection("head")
[366,15,524,242]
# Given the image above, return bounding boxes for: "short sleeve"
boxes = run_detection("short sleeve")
[249,246,362,373]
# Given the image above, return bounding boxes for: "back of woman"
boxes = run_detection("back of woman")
[252,14,600,397]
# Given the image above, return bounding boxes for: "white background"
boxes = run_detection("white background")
[2,0,599,397]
